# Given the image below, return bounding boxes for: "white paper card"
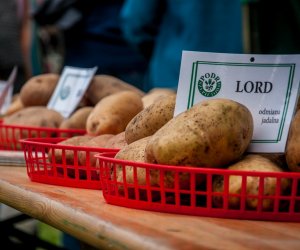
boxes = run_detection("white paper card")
[47,66,97,118]
[175,51,300,153]
[0,66,17,114]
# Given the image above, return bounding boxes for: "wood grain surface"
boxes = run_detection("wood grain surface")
[0,166,299,250]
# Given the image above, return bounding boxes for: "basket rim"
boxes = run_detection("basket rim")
[95,152,300,177]
[20,137,120,152]
[0,123,86,133]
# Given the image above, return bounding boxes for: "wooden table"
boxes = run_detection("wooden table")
[0,165,300,250]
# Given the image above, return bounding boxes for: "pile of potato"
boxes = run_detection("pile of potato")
[4,73,300,212]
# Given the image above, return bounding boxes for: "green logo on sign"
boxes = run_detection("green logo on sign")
[198,73,221,97]
[60,85,71,100]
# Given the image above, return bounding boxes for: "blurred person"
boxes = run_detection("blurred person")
[0,1,31,94]
[244,0,300,54]
[32,0,148,90]
[120,0,244,91]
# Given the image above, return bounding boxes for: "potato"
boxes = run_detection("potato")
[48,135,93,164]
[86,91,143,135]
[78,134,115,167]
[286,109,300,172]
[142,88,176,108]
[105,131,127,149]
[19,73,59,106]
[1,106,64,149]
[125,94,176,144]
[115,136,203,200]
[59,106,93,130]
[258,153,288,170]
[3,106,64,128]
[145,98,254,168]
[86,75,145,105]
[212,154,291,211]
[114,136,154,198]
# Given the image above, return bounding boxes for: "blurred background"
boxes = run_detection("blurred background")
[0,0,299,249]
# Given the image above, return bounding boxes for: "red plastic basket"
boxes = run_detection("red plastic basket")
[20,138,119,189]
[0,123,86,150]
[96,152,300,222]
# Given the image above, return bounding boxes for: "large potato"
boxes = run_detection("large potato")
[86,75,145,105]
[212,154,291,211]
[145,98,254,168]
[86,91,143,135]
[115,136,203,200]
[2,106,64,149]
[3,106,64,128]
[285,109,300,172]
[20,73,59,106]
[125,94,176,144]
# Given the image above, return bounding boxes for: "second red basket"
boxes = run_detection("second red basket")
[21,138,119,189]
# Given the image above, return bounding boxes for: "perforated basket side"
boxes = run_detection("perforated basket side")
[96,152,300,222]
[21,138,118,189]
[0,123,86,150]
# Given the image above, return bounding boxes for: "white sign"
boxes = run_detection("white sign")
[176,51,300,153]
[0,66,17,114]
[47,66,97,118]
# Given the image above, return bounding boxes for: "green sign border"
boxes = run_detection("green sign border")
[187,61,296,143]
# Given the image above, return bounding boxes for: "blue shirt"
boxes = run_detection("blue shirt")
[121,0,243,90]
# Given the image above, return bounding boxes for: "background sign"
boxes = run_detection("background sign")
[47,66,97,118]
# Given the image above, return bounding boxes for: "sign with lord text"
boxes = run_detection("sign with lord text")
[175,51,300,153]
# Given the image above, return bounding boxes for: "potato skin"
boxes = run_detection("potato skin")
[20,73,59,106]
[145,98,254,168]
[105,131,127,149]
[115,136,203,199]
[125,94,176,144]
[86,75,145,105]
[142,88,176,108]
[2,106,64,149]
[48,135,93,164]
[114,136,153,198]
[286,110,300,172]
[212,154,291,211]
[86,91,143,135]
[59,106,93,130]
[3,106,64,128]
[78,134,115,167]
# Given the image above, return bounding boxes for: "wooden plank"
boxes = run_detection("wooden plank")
[0,166,299,249]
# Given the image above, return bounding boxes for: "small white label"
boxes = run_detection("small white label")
[0,66,17,114]
[47,66,97,118]
[175,51,300,153]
